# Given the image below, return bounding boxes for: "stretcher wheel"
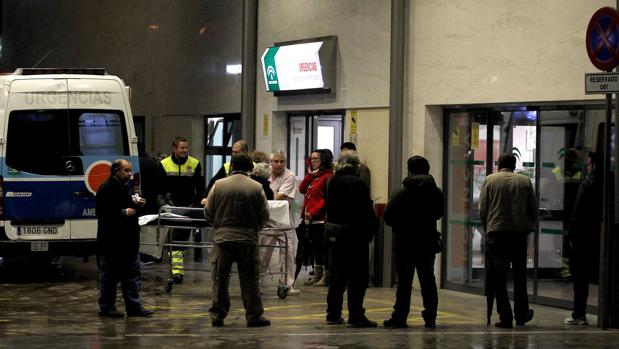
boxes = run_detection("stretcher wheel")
[277,285,289,299]
[165,278,174,293]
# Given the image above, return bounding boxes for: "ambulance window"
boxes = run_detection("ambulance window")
[73,111,128,155]
[6,110,70,175]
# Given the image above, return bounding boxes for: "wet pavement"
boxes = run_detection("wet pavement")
[0,256,618,348]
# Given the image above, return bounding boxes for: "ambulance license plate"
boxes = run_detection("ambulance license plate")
[31,241,49,252]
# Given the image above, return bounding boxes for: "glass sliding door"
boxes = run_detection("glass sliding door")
[445,109,536,294]
[536,110,584,303]
[445,110,502,289]
[444,105,605,313]
[445,111,474,286]
[504,111,538,296]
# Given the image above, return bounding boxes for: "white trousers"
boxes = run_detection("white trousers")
[258,229,295,287]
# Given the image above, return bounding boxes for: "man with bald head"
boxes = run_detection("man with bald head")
[203,140,249,200]
[96,159,153,317]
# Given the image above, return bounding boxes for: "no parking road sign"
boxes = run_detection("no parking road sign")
[586,7,619,72]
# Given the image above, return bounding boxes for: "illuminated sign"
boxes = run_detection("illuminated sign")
[261,36,336,95]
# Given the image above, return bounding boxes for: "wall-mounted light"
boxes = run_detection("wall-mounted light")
[226,64,242,75]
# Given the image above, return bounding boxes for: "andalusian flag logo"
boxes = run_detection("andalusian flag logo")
[261,46,280,91]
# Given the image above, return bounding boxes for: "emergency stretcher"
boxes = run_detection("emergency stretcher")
[140,201,292,298]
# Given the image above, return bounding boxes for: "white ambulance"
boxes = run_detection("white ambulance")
[0,68,140,257]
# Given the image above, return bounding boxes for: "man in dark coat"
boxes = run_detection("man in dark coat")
[324,150,379,327]
[383,155,443,329]
[96,159,153,317]
[564,152,603,326]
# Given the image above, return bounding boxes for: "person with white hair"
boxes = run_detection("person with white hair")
[250,162,274,200]
[324,150,379,327]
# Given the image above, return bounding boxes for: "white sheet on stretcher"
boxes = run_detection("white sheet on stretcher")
[139,200,291,228]
[139,212,188,226]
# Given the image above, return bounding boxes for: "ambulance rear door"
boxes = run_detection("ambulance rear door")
[66,78,132,239]
[3,78,72,244]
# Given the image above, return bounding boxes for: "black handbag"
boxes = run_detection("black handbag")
[325,222,347,243]
[433,233,444,254]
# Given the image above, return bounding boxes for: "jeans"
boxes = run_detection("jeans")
[486,231,530,323]
[98,253,142,312]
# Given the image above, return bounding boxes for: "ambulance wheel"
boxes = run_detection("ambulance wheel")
[165,279,174,293]
[277,285,289,299]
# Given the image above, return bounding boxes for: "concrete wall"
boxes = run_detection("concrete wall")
[1,0,244,159]
[256,0,392,203]
[3,0,613,205]
[254,0,393,280]
[407,0,613,186]
[343,108,390,204]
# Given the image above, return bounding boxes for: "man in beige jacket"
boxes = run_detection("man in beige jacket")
[204,154,271,327]
[479,153,538,329]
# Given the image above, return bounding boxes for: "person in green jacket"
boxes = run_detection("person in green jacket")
[479,153,538,329]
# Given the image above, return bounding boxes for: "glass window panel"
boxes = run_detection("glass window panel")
[6,110,70,175]
[317,126,334,151]
[446,112,473,283]
[537,109,597,306]
[75,111,127,156]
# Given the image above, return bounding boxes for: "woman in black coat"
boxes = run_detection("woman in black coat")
[324,150,379,327]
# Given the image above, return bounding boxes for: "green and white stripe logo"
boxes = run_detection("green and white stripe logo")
[261,46,280,91]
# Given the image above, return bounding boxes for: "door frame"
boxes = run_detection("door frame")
[286,109,345,178]
[203,113,241,184]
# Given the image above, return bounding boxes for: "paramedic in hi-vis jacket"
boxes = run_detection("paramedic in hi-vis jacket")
[157,137,206,284]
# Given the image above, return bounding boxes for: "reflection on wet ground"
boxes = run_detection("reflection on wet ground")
[0,256,617,348]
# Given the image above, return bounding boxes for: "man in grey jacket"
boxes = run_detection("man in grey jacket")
[204,154,271,327]
[479,153,538,328]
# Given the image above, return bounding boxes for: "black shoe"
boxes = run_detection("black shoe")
[348,316,378,328]
[127,307,154,317]
[516,309,534,326]
[172,274,184,284]
[383,318,408,328]
[98,308,125,318]
[424,321,436,329]
[494,321,513,329]
[212,319,224,327]
[326,316,345,325]
[247,317,271,327]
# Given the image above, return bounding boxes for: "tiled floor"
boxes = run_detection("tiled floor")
[0,256,617,348]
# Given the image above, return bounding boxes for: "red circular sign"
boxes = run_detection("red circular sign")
[587,7,619,72]
[85,161,112,193]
